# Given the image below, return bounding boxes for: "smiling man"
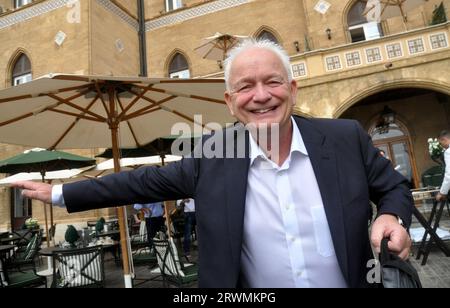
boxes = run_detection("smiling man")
[13,39,413,288]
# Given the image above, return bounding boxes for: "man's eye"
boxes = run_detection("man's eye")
[267,80,283,86]
[238,85,252,92]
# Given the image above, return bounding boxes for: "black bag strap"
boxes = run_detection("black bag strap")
[380,238,422,288]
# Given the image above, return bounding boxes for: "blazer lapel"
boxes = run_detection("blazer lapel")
[295,117,350,283]
[224,123,250,267]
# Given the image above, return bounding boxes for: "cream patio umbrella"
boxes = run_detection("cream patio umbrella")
[195,32,248,67]
[0,74,234,288]
[362,0,428,23]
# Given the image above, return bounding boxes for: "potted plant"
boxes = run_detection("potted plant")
[95,217,106,234]
[65,225,80,247]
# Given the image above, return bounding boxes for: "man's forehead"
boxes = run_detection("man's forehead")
[229,48,286,80]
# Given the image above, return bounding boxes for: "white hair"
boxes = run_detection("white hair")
[224,39,293,91]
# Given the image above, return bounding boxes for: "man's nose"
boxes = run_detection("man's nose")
[252,83,272,103]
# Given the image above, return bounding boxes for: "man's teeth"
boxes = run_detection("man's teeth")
[254,107,274,114]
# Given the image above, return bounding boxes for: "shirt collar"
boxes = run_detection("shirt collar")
[249,117,308,166]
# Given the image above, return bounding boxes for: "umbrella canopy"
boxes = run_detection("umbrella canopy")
[0,169,84,187]
[0,74,232,149]
[0,74,232,288]
[96,134,200,159]
[83,155,182,178]
[362,0,427,22]
[195,32,248,61]
[0,148,95,174]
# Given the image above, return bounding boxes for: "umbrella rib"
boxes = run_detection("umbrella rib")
[94,81,111,118]
[122,95,176,121]
[47,93,107,122]
[0,94,34,104]
[116,94,142,148]
[49,94,101,150]
[123,107,161,121]
[117,85,152,120]
[0,112,34,127]
[48,109,103,122]
[134,84,226,105]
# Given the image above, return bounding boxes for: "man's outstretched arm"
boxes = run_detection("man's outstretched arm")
[11,157,198,213]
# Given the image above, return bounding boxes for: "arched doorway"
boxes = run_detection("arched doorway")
[340,87,450,189]
[369,120,419,188]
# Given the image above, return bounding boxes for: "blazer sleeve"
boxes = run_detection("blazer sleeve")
[440,150,450,195]
[62,157,198,213]
[354,121,414,227]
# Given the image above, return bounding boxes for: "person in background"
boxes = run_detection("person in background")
[133,202,165,250]
[436,130,450,202]
[176,198,196,260]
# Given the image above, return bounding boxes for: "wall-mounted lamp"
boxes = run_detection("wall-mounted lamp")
[294,41,300,53]
[375,105,396,134]
[217,60,223,69]
[326,28,332,40]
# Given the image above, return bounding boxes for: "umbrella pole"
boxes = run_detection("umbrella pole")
[109,88,133,289]
[160,155,172,239]
[41,174,50,248]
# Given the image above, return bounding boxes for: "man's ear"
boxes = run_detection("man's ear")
[290,80,298,106]
[224,92,235,116]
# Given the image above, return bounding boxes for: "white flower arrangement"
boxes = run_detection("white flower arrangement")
[428,138,444,157]
[25,218,39,229]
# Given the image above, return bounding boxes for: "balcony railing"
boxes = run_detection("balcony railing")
[290,22,450,81]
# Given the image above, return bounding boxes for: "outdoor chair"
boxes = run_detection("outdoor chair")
[1,243,46,288]
[153,238,198,288]
[6,233,41,271]
[52,245,105,288]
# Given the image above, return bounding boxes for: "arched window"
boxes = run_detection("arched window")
[347,1,383,43]
[257,30,279,44]
[168,53,190,78]
[369,120,418,188]
[12,54,32,86]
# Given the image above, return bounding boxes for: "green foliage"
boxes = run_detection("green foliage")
[431,2,447,25]
[65,225,79,246]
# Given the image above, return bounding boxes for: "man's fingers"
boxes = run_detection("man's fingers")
[387,239,403,253]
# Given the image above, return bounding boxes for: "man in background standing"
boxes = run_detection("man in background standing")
[176,198,196,261]
[134,202,165,250]
[436,130,450,202]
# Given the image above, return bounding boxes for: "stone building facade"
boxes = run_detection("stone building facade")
[0,0,449,230]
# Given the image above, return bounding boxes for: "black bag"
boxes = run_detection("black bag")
[380,238,422,288]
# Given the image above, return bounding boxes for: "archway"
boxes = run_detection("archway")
[340,87,450,188]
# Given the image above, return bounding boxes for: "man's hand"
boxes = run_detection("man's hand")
[10,181,53,204]
[436,193,447,202]
[371,214,411,260]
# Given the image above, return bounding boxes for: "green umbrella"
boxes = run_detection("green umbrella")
[96,134,200,161]
[0,148,96,246]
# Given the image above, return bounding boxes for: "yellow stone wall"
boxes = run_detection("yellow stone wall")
[0,0,90,88]
[146,0,307,77]
[89,0,140,76]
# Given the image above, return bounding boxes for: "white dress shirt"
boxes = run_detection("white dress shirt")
[440,149,450,195]
[240,118,347,288]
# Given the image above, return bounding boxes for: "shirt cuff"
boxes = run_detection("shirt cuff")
[51,184,66,207]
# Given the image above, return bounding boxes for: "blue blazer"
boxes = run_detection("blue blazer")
[64,116,413,288]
